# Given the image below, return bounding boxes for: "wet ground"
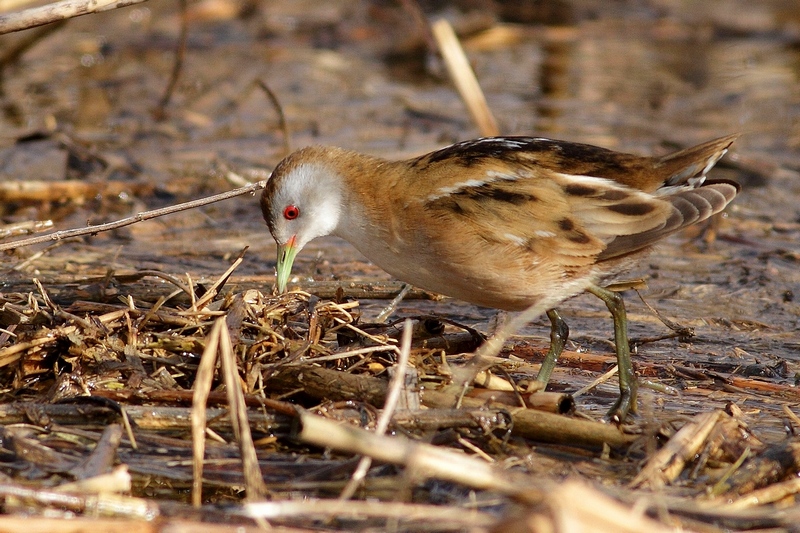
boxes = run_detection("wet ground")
[1,0,800,528]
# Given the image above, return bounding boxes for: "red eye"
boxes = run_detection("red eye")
[283,205,300,220]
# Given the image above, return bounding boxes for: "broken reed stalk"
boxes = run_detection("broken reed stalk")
[297,410,547,503]
[431,18,499,137]
[191,317,220,508]
[631,410,723,489]
[0,0,150,34]
[271,365,633,448]
[217,319,268,501]
[338,318,413,500]
[466,389,575,414]
[0,181,265,252]
[245,498,496,528]
[722,477,800,510]
[192,317,268,507]
[0,483,158,519]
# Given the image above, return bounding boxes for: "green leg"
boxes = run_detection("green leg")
[535,309,569,385]
[586,284,637,423]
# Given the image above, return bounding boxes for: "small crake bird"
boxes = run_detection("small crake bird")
[260,134,739,422]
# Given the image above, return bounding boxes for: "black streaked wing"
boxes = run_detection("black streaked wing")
[422,162,676,268]
[551,172,675,243]
[423,166,604,268]
[598,180,739,261]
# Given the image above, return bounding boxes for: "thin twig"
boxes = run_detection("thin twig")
[0,0,149,35]
[375,283,412,323]
[255,79,291,157]
[155,0,188,116]
[573,365,619,398]
[635,288,695,339]
[192,248,248,311]
[0,180,267,252]
[339,319,413,500]
[285,344,398,366]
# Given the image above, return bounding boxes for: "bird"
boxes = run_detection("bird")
[260,134,740,422]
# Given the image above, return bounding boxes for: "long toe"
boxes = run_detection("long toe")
[604,385,636,424]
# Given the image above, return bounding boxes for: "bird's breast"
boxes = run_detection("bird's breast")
[335,219,596,312]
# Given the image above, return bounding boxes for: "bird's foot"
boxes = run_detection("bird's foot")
[604,385,637,424]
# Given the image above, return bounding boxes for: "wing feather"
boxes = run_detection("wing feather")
[598,180,739,261]
[418,144,738,277]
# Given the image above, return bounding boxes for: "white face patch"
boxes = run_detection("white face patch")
[271,162,343,249]
[275,163,324,202]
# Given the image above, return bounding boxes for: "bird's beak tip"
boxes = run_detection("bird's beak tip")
[275,235,299,294]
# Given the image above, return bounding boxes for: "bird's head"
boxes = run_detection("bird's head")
[260,147,344,292]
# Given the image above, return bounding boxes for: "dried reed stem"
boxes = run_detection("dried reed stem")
[0,0,149,34]
[431,18,499,137]
[338,319,413,500]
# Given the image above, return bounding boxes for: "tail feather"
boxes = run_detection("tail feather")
[657,133,740,188]
[598,180,739,261]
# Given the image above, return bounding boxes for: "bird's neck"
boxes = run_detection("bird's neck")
[322,150,409,246]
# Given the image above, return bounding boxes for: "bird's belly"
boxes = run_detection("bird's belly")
[349,239,592,312]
